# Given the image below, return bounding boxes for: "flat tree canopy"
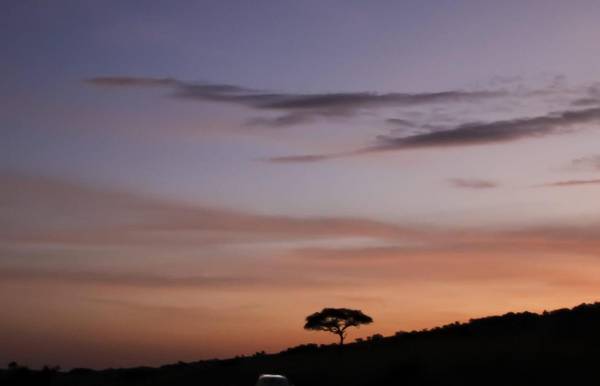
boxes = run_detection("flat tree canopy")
[304,308,373,345]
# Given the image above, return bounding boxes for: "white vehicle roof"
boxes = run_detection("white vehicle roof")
[256,374,291,385]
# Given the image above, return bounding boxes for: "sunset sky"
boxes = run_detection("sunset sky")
[3,0,600,369]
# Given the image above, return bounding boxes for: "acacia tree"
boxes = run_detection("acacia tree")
[304,308,373,345]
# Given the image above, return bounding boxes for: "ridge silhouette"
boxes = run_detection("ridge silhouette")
[3,301,600,386]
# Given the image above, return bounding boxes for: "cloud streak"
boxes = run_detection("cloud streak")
[0,172,423,247]
[540,178,600,187]
[0,266,346,290]
[448,178,498,189]
[373,107,600,150]
[290,223,600,264]
[85,76,504,127]
[85,77,180,87]
[268,107,600,163]
[86,76,600,163]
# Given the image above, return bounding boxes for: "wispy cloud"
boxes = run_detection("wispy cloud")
[571,97,600,107]
[540,178,600,187]
[251,90,502,111]
[85,77,179,87]
[266,154,339,163]
[86,76,600,164]
[570,155,600,171]
[0,266,346,290]
[267,107,600,163]
[362,107,600,151]
[570,84,600,107]
[373,108,596,149]
[284,225,600,287]
[85,76,504,127]
[0,267,248,288]
[448,178,498,189]
[4,172,600,292]
[1,172,422,246]
[290,223,600,263]
[386,118,419,128]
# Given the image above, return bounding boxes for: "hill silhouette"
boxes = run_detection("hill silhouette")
[3,301,600,386]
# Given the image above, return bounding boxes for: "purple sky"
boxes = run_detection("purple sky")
[3,0,600,369]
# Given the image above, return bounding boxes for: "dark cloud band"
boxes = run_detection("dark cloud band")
[86,76,504,127]
[373,107,600,151]
[267,107,600,163]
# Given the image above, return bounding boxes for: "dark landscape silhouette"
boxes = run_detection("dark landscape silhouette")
[3,301,600,386]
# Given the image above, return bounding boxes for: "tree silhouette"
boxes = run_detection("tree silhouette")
[304,308,373,345]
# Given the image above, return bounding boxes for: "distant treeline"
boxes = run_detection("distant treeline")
[3,302,600,386]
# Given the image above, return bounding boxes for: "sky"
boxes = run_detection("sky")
[2,0,600,369]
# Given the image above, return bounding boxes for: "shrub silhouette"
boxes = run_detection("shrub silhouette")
[304,308,373,345]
